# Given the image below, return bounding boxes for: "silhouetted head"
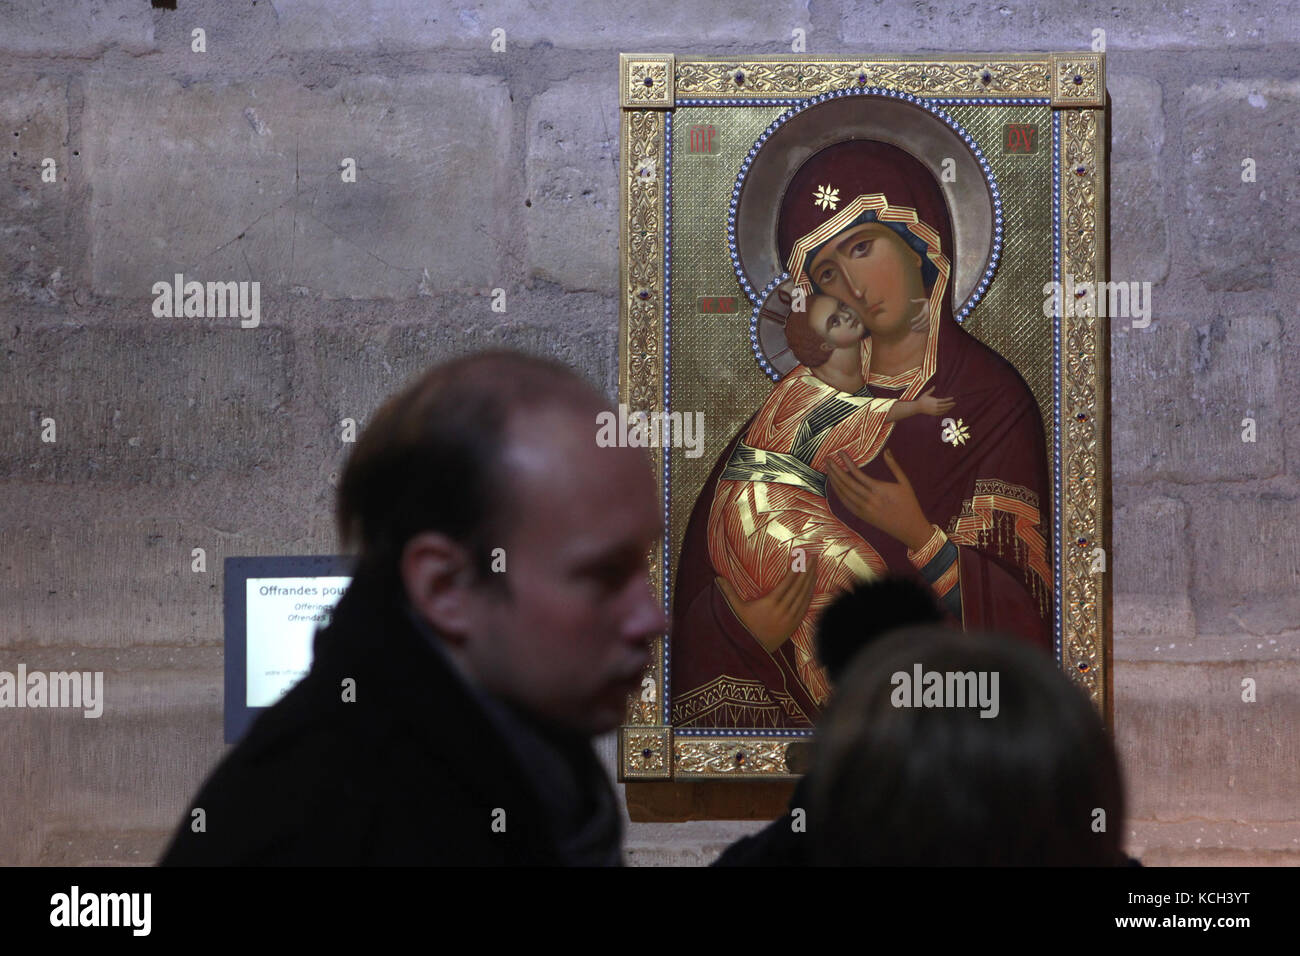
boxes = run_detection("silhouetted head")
[815,576,945,686]
[808,625,1126,865]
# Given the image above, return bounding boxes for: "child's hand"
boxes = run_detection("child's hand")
[915,386,955,417]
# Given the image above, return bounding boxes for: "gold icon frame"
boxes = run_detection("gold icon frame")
[617,52,1110,781]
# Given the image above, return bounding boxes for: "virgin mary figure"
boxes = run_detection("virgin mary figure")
[671,139,1054,729]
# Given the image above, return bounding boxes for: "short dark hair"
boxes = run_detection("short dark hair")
[808,626,1127,866]
[336,350,606,591]
[815,576,946,685]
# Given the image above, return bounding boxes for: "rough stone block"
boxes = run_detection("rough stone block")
[306,306,620,433]
[0,324,293,486]
[1126,820,1300,867]
[35,827,176,866]
[1134,846,1300,866]
[0,649,226,865]
[271,0,810,50]
[146,0,282,70]
[1111,494,1193,649]
[1111,316,1283,484]
[835,3,1300,49]
[1189,492,1300,645]
[1114,661,1300,823]
[83,73,513,300]
[1182,80,1300,291]
[1108,74,1169,283]
[0,75,71,305]
[1110,75,1164,162]
[524,80,619,291]
[0,520,316,648]
[0,0,154,56]
[624,845,707,866]
[1280,304,1300,493]
[625,820,766,866]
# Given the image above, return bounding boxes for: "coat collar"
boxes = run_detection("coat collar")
[311,569,548,812]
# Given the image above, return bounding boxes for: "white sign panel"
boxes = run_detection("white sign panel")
[245,577,351,707]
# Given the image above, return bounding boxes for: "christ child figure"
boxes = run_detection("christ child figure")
[707,292,953,705]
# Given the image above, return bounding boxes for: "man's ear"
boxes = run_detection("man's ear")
[400,531,479,645]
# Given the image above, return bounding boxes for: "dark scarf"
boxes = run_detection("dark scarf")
[402,605,623,866]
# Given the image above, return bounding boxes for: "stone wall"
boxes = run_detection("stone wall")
[0,0,1295,865]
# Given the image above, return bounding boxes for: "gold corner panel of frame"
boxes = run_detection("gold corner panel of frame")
[622,52,1104,108]
[621,727,801,779]
[621,726,673,779]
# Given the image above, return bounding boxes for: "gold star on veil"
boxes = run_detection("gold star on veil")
[812,184,840,211]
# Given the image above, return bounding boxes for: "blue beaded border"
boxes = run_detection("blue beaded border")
[748,272,791,381]
[662,110,674,725]
[722,86,1007,382]
[929,97,1052,106]
[1051,110,1063,666]
[677,97,803,107]
[675,728,810,739]
[679,96,1053,107]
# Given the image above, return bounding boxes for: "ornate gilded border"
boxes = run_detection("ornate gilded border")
[621,52,1103,105]
[618,53,1109,781]
[1057,104,1109,724]
[619,101,668,753]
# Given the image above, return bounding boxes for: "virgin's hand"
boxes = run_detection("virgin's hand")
[827,449,933,551]
[716,557,819,653]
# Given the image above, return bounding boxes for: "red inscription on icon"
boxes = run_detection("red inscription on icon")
[699,296,738,313]
[1004,123,1038,153]
[689,125,717,153]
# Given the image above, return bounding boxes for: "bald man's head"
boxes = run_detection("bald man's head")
[337,350,610,592]
[338,350,665,733]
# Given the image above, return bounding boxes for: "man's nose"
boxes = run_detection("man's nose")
[626,580,668,644]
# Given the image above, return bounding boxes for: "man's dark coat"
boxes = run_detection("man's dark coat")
[161,570,613,865]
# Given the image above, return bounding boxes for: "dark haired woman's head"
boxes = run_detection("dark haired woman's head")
[808,626,1127,865]
[815,576,945,685]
